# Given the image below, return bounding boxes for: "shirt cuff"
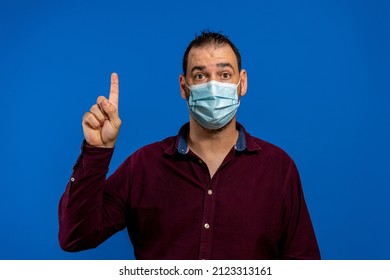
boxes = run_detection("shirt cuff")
[73,140,115,172]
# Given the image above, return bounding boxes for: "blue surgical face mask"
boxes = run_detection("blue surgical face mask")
[186,80,241,130]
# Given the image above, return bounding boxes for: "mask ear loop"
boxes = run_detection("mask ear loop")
[236,79,242,102]
[184,79,191,90]
[182,79,191,101]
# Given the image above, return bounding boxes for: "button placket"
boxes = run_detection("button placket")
[199,180,217,260]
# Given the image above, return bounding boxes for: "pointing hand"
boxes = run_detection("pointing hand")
[82,73,122,147]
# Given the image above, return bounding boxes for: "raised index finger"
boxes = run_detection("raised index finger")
[109,72,119,109]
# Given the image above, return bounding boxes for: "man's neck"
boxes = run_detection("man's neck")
[186,118,239,156]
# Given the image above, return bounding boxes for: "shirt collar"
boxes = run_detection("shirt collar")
[177,129,190,154]
[165,122,261,156]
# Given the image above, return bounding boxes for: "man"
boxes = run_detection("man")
[59,31,320,259]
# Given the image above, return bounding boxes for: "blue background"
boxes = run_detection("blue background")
[0,0,389,260]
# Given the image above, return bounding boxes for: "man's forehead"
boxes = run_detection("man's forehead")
[187,44,238,67]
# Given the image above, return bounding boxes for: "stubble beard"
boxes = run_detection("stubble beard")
[194,117,234,135]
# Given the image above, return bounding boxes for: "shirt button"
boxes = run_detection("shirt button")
[70,177,75,182]
[208,189,213,195]
[204,223,210,229]
[198,159,203,164]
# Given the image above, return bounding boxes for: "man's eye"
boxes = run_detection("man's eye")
[194,74,205,80]
[221,73,231,79]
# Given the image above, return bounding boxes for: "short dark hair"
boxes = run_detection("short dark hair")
[182,31,242,76]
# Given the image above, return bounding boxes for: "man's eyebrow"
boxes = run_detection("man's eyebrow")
[191,65,205,73]
[216,62,234,69]
[191,63,235,73]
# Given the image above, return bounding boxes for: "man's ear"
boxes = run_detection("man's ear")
[239,69,248,97]
[179,74,188,99]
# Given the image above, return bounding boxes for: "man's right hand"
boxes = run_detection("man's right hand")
[82,73,122,148]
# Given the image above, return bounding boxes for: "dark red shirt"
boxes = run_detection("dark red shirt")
[59,123,320,259]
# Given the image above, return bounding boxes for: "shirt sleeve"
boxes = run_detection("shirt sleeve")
[58,141,130,252]
[280,160,321,259]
